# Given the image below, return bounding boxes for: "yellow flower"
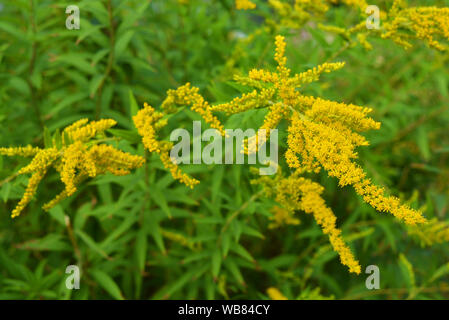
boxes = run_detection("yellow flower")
[288,113,425,225]
[161,83,225,135]
[88,144,145,176]
[382,6,449,51]
[267,0,329,29]
[268,205,301,229]
[2,119,144,217]
[298,178,361,274]
[327,0,368,11]
[0,145,41,157]
[17,148,59,175]
[60,141,92,196]
[68,119,117,142]
[254,171,361,274]
[133,103,199,188]
[408,218,449,247]
[240,35,427,272]
[11,170,47,218]
[266,287,288,300]
[236,0,256,10]
[211,88,276,115]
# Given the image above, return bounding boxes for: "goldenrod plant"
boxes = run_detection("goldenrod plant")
[1,119,145,217]
[0,0,449,300]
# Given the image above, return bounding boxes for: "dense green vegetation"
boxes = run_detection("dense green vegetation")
[0,0,448,300]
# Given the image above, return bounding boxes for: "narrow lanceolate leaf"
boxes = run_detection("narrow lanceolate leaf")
[136,229,147,273]
[129,90,139,119]
[90,269,124,300]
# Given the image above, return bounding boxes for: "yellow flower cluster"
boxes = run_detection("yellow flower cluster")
[382,4,449,51]
[231,35,425,225]
[0,145,40,157]
[408,218,449,247]
[236,0,256,10]
[1,119,144,218]
[287,111,425,225]
[162,83,225,135]
[253,170,361,274]
[327,0,367,11]
[267,0,330,29]
[298,178,361,274]
[268,205,301,229]
[210,35,427,272]
[318,0,449,52]
[133,102,199,189]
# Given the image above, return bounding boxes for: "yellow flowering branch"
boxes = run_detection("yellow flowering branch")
[1,119,145,218]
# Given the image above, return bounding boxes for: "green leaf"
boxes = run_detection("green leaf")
[75,230,110,259]
[230,243,255,262]
[56,54,96,75]
[89,74,105,98]
[107,129,140,143]
[1,182,11,203]
[115,30,135,58]
[416,127,430,161]
[429,263,449,283]
[53,129,62,149]
[224,259,244,286]
[399,253,416,289]
[47,206,66,225]
[212,249,222,278]
[15,234,71,252]
[146,214,166,254]
[149,188,172,219]
[90,269,124,300]
[136,229,147,272]
[43,127,52,148]
[153,266,207,299]
[129,90,139,119]
[9,77,30,96]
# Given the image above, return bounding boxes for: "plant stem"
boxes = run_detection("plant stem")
[28,0,44,132]
[95,0,115,120]
[65,215,83,268]
[217,189,264,245]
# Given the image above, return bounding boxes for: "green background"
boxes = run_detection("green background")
[0,0,448,299]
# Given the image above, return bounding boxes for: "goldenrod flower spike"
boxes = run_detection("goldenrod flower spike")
[161,83,225,135]
[11,170,47,218]
[60,142,87,196]
[268,205,301,229]
[133,103,199,189]
[63,118,89,135]
[0,145,41,157]
[290,62,345,87]
[2,118,144,217]
[298,179,362,274]
[382,6,449,51]
[17,148,59,175]
[268,0,330,29]
[408,218,449,247]
[68,119,117,142]
[252,171,361,274]
[238,35,427,272]
[326,0,368,11]
[235,0,256,10]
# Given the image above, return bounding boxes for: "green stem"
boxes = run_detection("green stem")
[27,0,44,132]
[95,0,116,119]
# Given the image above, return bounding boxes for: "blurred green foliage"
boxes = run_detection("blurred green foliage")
[0,0,448,300]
